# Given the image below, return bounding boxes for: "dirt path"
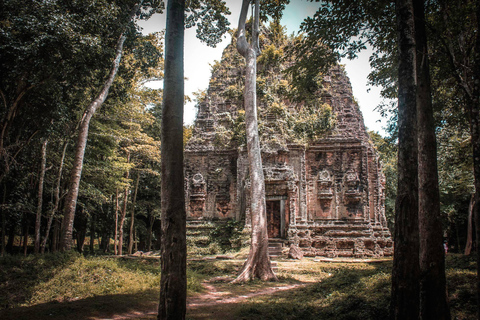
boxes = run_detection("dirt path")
[188,279,307,307]
[93,279,307,320]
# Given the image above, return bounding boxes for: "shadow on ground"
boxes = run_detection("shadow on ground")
[0,290,158,320]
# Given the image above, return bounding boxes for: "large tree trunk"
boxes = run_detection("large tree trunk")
[41,141,67,253]
[473,1,480,317]
[59,2,141,251]
[233,0,277,283]
[128,173,139,254]
[158,0,186,319]
[34,139,48,254]
[391,0,420,318]
[413,1,451,318]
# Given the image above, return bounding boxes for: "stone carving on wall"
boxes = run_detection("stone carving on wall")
[316,169,334,219]
[183,52,393,257]
[263,164,297,182]
[189,173,206,218]
[341,169,364,219]
[317,169,334,199]
[216,199,231,217]
[343,169,362,203]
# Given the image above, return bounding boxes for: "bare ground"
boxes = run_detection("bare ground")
[0,276,308,320]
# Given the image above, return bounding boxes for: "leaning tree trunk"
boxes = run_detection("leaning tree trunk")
[34,139,48,254]
[158,0,186,319]
[233,0,277,283]
[41,141,67,253]
[59,2,141,251]
[391,0,420,318]
[413,0,450,318]
[128,173,139,254]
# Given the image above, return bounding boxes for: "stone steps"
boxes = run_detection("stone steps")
[268,239,284,259]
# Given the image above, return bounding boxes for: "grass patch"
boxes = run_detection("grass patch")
[0,252,203,312]
[235,261,391,320]
[0,252,476,320]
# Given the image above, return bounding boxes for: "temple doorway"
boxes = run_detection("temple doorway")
[266,198,286,238]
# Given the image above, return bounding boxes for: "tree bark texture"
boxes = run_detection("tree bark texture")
[34,139,48,254]
[1,186,6,256]
[128,173,140,254]
[473,1,480,318]
[391,0,420,319]
[157,0,186,319]
[22,213,28,256]
[464,194,474,255]
[147,210,154,252]
[413,0,451,318]
[233,0,277,283]
[90,212,95,253]
[41,141,67,253]
[59,2,141,251]
[117,159,130,256]
[75,207,87,253]
[114,189,119,255]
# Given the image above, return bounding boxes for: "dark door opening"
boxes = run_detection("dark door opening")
[266,200,282,238]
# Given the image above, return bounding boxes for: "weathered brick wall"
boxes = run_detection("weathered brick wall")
[184,55,393,258]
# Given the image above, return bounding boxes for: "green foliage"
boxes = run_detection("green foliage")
[292,104,335,142]
[202,21,337,153]
[185,0,231,48]
[369,131,397,232]
[209,220,245,252]
[436,121,473,252]
[293,1,397,123]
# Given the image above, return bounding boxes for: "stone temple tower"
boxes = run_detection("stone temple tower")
[184,29,392,258]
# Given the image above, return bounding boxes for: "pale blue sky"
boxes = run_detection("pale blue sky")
[138,0,388,135]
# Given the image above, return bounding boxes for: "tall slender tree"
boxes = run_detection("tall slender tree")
[41,140,68,253]
[158,0,186,318]
[391,0,420,318]
[233,0,277,283]
[34,139,48,254]
[128,173,140,254]
[59,2,143,251]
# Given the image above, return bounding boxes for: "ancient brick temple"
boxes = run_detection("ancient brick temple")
[184,42,392,257]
